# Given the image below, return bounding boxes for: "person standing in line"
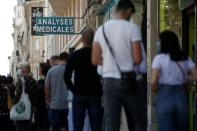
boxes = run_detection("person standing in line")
[13,62,38,131]
[49,55,59,67]
[45,52,69,131]
[151,30,197,131]
[6,76,16,131]
[6,76,16,101]
[92,0,146,131]
[0,75,15,131]
[35,63,51,131]
[64,29,103,131]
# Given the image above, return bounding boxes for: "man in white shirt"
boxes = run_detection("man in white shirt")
[92,0,146,131]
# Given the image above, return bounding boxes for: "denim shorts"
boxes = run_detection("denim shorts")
[48,109,68,129]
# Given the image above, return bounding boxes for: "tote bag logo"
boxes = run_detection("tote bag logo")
[15,102,26,114]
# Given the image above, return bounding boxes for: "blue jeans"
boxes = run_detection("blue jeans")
[103,78,146,131]
[48,109,68,131]
[68,104,91,131]
[72,95,103,131]
[155,84,189,131]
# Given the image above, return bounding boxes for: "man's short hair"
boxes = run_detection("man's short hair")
[59,52,69,61]
[6,76,14,84]
[116,0,136,13]
[50,55,59,61]
[39,63,51,76]
[18,62,31,72]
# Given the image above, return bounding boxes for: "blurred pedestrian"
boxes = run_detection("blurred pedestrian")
[6,76,16,131]
[49,55,59,67]
[6,76,16,101]
[35,63,51,131]
[13,62,37,131]
[0,75,15,131]
[45,52,69,131]
[64,29,103,131]
[151,30,197,131]
[92,0,146,131]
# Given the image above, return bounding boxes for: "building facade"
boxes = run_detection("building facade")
[11,0,46,80]
[45,0,102,58]
[11,0,28,80]
[24,0,46,79]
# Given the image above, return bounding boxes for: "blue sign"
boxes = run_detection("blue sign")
[35,17,75,35]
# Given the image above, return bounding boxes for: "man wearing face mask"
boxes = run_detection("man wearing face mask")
[92,0,146,131]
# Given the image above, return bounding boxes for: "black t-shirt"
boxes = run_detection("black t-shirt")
[64,47,102,96]
[35,79,46,109]
[0,85,9,116]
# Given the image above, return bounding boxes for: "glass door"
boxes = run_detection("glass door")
[184,9,197,131]
[188,12,197,131]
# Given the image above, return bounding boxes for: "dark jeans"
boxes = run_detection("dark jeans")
[48,109,68,131]
[35,109,49,131]
[103,78,146,131]
[72,95,103,131]
[0,115,15,131]
[15,120,32,131]
[156,84,189,131]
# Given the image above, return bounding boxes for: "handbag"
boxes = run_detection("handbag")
[102,25,138,93]
[10,77,32,120]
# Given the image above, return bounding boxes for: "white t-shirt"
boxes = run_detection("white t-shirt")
[94,19,142,78]
[152,54,195,85]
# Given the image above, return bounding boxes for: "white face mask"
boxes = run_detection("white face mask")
[16,69,22,77]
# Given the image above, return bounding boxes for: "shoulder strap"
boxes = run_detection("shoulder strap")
[176,62,186,79]
[102,25,121,73]
[20,77,26,94]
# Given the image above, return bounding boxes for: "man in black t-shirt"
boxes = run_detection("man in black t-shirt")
[64,29,103,131]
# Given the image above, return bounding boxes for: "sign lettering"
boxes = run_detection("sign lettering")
[35,17,75,35]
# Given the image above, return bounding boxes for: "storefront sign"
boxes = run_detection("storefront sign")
[31,7,43,36]
[180,0,194,11]
[35,17,75,35]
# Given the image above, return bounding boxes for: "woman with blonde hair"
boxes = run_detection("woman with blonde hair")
[13,62,37,131]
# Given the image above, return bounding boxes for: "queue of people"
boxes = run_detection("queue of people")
[0,0,196,131]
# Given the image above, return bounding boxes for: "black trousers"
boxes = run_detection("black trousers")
[0,115,15,131]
